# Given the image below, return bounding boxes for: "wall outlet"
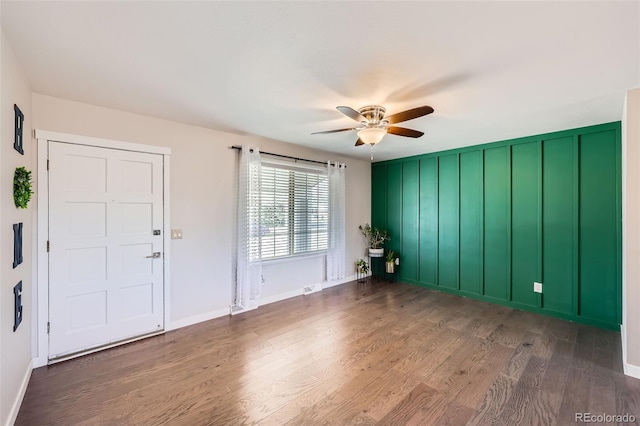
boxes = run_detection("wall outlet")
[534,282,543,293]
[171,229,183,239]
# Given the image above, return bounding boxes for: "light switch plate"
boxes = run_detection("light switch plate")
[171,229,183,239]
[534,282,543,293]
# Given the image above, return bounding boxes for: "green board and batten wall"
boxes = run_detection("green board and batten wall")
[371,122,621,330]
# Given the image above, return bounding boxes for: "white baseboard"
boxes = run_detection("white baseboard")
[620,323,640,379]
[260,288,304,306]
[7,359,32,426]
[323,275,356,289]
[259,276,356,306]
[168,277,356,327]
[230,304,258,316]
[303,283,322,295]
[167,307,230,331]
[622,322,628,369]
[625,362,640,379]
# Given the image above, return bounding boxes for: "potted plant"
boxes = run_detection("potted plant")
[356,259,369,275]
[356,259,369,283]
[358,223,390,257]
[386,250,396,273]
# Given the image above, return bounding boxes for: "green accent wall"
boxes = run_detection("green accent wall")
[438,154,458,289]
[511,142,540,309]
[484,147,510,301]
[371,122,621,330]
[459,151,482,295]
[418,158,438,285]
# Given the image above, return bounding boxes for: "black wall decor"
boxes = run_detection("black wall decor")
[14,104,24,155]
[13,223,23,268]
[14,281,23,332]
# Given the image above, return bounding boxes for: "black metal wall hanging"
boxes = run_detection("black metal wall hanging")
[14,104,24,155]
[13,223,23,268]
[14,281,23,332]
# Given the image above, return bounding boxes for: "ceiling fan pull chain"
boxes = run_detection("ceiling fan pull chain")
[370,144,374,161]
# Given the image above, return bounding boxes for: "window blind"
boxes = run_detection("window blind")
[259,163,329,259]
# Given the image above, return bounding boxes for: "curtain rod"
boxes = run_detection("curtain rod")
[230,145,346,168]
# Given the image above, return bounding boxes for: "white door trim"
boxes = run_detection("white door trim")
[34,130,171,155]
[34,130,171,368]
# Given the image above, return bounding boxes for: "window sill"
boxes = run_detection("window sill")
[261,251,327,266]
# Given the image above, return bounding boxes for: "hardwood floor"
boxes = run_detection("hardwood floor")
[17,281,640,425]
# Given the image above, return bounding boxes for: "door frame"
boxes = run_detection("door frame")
[33,130,171,367]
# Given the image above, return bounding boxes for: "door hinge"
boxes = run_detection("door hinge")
[47,322,50,334]
[47,159,50,170]
[47,241,50,252]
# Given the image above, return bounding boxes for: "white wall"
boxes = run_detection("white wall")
[1,29,33,426]
[31,94,371,328]
[622,87,640,378]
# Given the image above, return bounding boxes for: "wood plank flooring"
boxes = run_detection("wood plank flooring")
[16,281,640,425]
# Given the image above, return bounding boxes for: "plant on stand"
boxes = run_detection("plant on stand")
[356,259,369,283]
[358,223,390,257]
[386,250,397,273]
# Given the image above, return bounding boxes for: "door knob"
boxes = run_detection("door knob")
[146,252,161,259]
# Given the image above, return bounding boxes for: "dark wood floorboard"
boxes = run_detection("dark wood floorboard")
[16,281,640,425]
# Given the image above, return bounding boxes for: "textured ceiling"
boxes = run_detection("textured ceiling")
[2,1,639,161]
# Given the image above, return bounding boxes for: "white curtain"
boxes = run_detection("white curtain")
[327,161,346,281]
[235,145,263,312]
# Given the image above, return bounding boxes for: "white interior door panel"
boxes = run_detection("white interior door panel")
[48,142,164,358]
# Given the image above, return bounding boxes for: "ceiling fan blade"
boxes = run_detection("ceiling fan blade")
[387,126,424,138]
[337,106,367,123]
[311,128,356,135]
[355,138,364,146]
[385,106,434,124]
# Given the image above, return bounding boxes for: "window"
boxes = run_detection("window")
[258,162,329,260]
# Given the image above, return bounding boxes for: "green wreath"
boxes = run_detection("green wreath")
[14,167,33,209]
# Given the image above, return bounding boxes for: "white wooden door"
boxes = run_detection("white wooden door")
[48,141,164,359]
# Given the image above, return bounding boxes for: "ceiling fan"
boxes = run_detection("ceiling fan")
[312,105,434,147]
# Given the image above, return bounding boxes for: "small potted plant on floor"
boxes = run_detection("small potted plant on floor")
[356,259,369,283]
[358,223,390,257]
[386,250,397,274]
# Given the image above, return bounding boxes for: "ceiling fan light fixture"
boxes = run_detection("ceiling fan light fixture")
[357,127,386,145]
